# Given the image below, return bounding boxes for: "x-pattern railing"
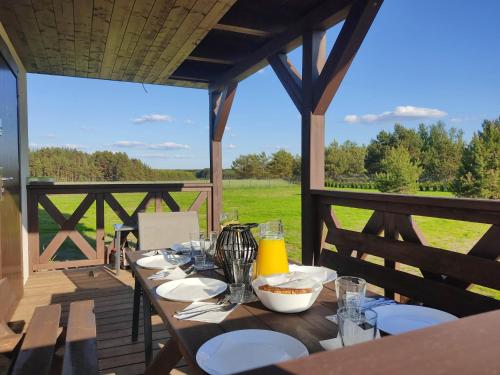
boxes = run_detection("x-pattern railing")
[312,190,500,317]
[27,183,212,271]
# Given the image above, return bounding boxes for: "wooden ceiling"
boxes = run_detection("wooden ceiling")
[0,0,353,89]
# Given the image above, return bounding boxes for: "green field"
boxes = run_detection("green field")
[39,180,497,299]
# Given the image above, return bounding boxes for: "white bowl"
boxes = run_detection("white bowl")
[252,277,323,313]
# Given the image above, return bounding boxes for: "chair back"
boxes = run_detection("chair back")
[138,212,199,250]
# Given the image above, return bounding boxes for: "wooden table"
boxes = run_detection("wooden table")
[126,250,341,374]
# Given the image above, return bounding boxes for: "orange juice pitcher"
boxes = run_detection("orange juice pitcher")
[255,220,289,277]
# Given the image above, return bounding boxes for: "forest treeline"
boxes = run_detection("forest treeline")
[230,118,499,198]
[29,118,499,198]
[29,149,197,182]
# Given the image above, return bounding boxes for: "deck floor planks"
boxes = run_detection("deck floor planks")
[11,266,189,375]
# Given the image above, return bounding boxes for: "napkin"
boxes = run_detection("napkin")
[320,330,381,351]
[148,267,188,281]
[143,249,166,257]
[171,242,191,253]
[257,272,323,291]
[288,266,329,283]
[174,301,237,323]
[325,297,396,324]
[203,335,292,374]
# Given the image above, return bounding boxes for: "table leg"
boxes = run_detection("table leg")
[144,338,183,375]
[143,292,153,366]
[114,230,121,276]
[132,278,141,342]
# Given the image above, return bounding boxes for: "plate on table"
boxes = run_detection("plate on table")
[196,329,309,375]
[136,254,190,270]
[156,278,227,302]
[373,305,458,335]
[288,264,337,284]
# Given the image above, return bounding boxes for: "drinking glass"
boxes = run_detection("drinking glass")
[231,258,252,285]
[220,209,239,228]
[229,283,245,303]
[337,307,378,347]
[202,231,217,269]
[335,276,366,311]
[190,232,202,259]
[194,254,206,270]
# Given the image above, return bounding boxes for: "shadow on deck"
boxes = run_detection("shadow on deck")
[11,266,191,375]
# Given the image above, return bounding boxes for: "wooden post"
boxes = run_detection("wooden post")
[27,191,39,273]
[209,82,237,232]
[301,30,326,265]
[95,193,105,261]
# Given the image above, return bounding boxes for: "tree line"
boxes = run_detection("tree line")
[230,118,499,198]
[29,118,499,199]
[29,148,197,182]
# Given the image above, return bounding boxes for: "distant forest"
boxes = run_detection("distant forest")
[29,118,499,198]
[29,149,198,182]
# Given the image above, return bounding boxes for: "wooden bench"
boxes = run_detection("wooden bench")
[2,300,98,375]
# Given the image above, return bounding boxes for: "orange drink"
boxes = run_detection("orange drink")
[254,220,289,277]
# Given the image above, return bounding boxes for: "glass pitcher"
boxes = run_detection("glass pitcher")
[254,220,289,277]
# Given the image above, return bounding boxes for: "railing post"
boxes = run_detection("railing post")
[27,190,39,273]
[301,30,326,265]
[96,193,105,261]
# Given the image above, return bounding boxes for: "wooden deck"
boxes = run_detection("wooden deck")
[11,266,192,375]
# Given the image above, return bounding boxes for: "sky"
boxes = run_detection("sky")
[27,0,500,169]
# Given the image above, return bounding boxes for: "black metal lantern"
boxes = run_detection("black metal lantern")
[215,223,258,282]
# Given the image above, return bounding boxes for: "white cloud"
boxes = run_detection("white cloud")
[29,142,86,149]
[185,119,195,125]
[132,114,174,124]
[44,133,57,138]
[344,106,447,124]
[113,140,190,150]
[139,153,195,159]
[227,144,236,149]
[147,142,190,150]
[113,140,146,148]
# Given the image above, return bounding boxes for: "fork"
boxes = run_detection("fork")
[175,295,230,315]
[176,303,237,319]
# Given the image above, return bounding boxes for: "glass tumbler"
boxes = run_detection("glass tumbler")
[335,276,367,312]
[337,307,378,347]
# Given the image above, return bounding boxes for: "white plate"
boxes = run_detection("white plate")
[196,329,308,375]
[156,278,227,302]
[288,264,337,284]
[136,254,190,270]
[373,305,458,335]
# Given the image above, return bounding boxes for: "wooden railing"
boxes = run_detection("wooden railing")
[311,189,500,317]
[27,182,213,271]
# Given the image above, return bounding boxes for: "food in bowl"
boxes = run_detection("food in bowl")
[258,284,313,294]
[252,274,323,313]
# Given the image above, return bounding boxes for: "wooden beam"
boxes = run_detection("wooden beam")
[268,54,302,112]
[213,23,274,38]
[208,82,236,231]
[312,0,383,115]
[301,30,326,265]
[213,82,238,141]
[210,0,351,90]
[186,55,234,65]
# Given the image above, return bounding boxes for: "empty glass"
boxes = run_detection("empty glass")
[337,307,378,347]
[229,283,245,303]
[231,258,255,302]
[201,231,217,269]
[220,209,239,228]
[190,232,202,259]
[335,276,367,312]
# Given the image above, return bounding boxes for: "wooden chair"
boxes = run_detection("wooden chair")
[132,212,200,343]
[137,211,200,251]
[3,299,97,375]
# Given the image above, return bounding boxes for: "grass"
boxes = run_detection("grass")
[38,181,497,299]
